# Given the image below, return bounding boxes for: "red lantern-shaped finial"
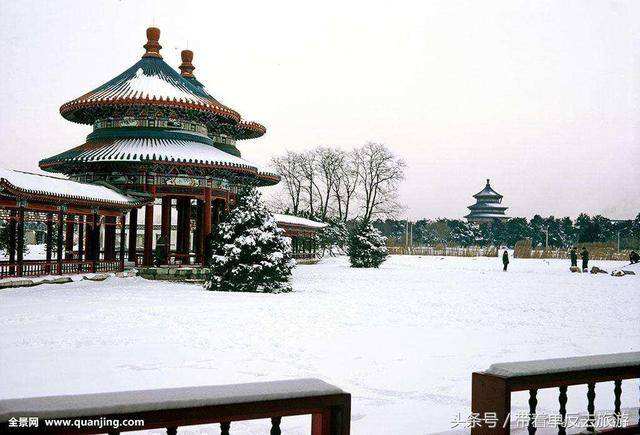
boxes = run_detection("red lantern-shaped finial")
[143,27,162,59]
[179,50,195,77]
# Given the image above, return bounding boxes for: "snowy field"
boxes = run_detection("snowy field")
[1,255,639,434]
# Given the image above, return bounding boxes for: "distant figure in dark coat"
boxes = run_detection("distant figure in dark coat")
[502,250,509,271]
[570,247,578,267]
[630,250,639,264]
[580,247,589,271]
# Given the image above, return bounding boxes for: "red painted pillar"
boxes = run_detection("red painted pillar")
[128,207,138,262]
[183,198,191,257]
[194,201,203,264]
[202,189,212,265]
[8,209,16,275]
[77,215,84,260]
[104,216,116,260]
[93,213,101,261]
[211,199,220,226]
[160,196,172,264]
[176,198,183,255]
[119,213,126,271]
[86,212,100,272]
[143,201,155,266]
[56,209,64,274]
[65,214,75,259]
[85,215,93,261]
[175,197,192,261]
[45,212,53,274]
[16,207,24,277]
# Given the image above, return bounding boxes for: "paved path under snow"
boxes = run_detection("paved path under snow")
[1,256,638,434]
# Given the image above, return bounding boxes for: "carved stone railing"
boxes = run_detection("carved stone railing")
[471,352,640,434]
[0,378,350,434]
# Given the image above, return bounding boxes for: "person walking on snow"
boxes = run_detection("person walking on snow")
[630,250,639,264]
[570,247,578,267]
[502,250,509,271]
[580,247,589,271]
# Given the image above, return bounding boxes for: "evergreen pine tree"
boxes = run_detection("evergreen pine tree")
[205,188,295,293]
[347,220,388,268]
[318,220,348,256]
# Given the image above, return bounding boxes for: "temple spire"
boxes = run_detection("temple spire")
[465,179,508,223]
[142,27,162,59]
[179,50,195,78]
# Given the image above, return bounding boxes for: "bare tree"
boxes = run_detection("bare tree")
[271,142,404,222]
[299,150,319,216]
[353,142,405,221]
[270,151,304,214]
[313,147,344,220]
[331,149,360,222]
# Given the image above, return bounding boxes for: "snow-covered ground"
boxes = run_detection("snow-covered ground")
[1,255,638,434]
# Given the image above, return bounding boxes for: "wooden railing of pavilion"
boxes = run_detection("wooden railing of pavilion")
[0,259,122,279]
[471,352,640,434]
[0,379,350,435]
[132,251,198,267]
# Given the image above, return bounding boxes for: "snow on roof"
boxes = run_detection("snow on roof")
[61,57,240,124]
[86,67,212,107]
[0,378,344,420]
[274,214,328,229]
[0,168,138,205]
[485,351,640,378]
[46,137,256,169]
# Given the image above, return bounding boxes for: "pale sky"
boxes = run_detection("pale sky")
[1,0,639,219]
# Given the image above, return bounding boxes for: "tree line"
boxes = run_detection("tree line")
[373,213,640,250]
[270,142,406,222]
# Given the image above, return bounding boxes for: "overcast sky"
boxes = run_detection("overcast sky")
[1,0,639,219]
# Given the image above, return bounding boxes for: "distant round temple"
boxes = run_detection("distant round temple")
[1,27,323,278]
[465,179,509,223]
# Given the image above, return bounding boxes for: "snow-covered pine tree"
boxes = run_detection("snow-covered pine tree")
[318,220,348,256]
[347,220,388,268]
[204,188,295,293]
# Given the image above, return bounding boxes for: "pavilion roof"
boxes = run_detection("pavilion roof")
[39,136,279,186]
[59,28,241,128]
[473,179,503,199]
[464,212,509,220]
[274,214,328,229]
[0,168,141,207]
[467,202,508,211]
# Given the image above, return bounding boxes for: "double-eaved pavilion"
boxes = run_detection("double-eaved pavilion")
[0,27,324,279]
[465,179,509,223]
